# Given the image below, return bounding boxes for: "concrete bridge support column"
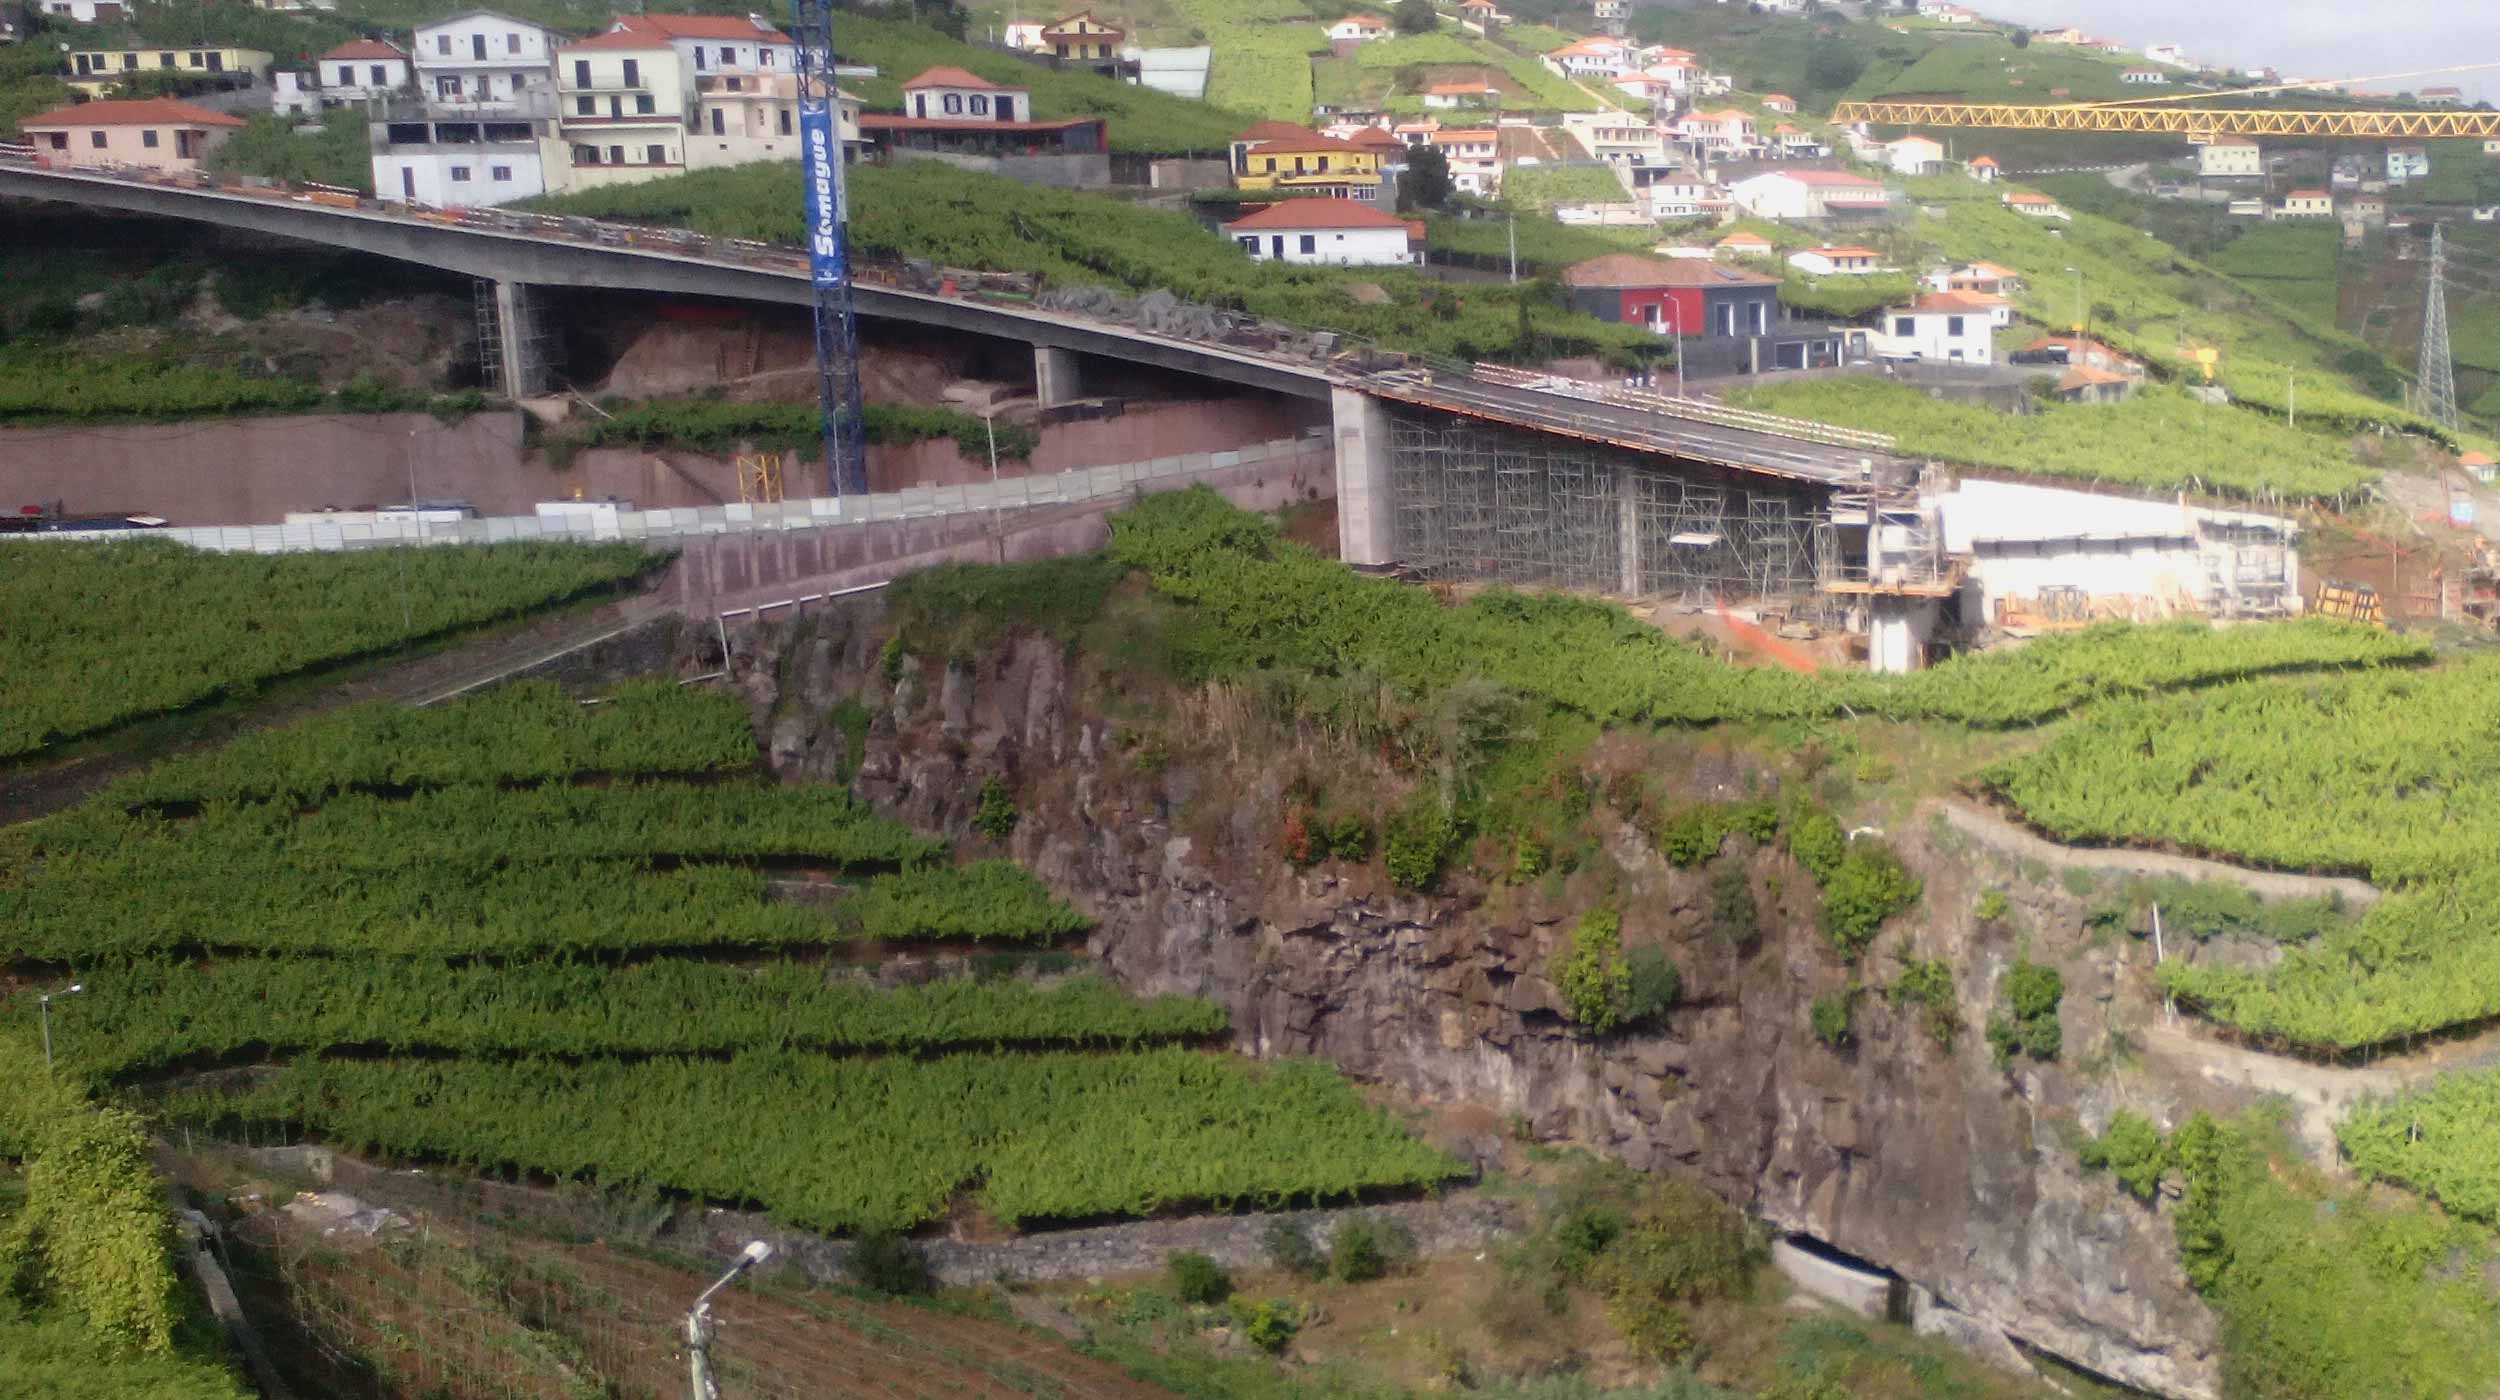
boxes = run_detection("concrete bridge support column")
[486,279,552,400]
[1035,346,1083,409]
[1332,387,1394,566]
[1617,465,1643,595]
[1867,595,1939,674]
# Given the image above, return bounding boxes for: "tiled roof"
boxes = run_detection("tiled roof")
[901,65,1009,91]
[1249,133,1367,155]
[319,38,406,60]
[1223,199,1416,232]
[623,13,791,42]
[1235,119,1314,143]
[1803,246,1880,258]
[1564,254,1777,288]
[558,28,673,52]
[19,98,246,128]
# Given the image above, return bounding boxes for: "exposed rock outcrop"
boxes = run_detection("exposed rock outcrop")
[734,607,2235,1398]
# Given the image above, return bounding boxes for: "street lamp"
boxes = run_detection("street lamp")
[2065,264,2084,337]
[980,407,1004,563]
[38,982,83,1073]
[685,1240,772,1400]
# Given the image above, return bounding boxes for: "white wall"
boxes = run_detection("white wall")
[1231,225,1413,265]
[1936,477,2299,619]
[1876,310,1991,364]
[375,148,547,207]
[415,15,557,71]
[323,57,409,100]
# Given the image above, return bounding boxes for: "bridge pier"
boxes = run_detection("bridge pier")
[1332,387,1394,566]
[1034,346,1083,409]
[478,278,553,400]
[1617,465,1642,595]
[1868,596,1940,674]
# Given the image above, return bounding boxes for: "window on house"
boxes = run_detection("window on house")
[970,94,987,115]
[121,54,135,69]
[507,33,521,53]
[1947,316,1965,335]
[46,133,66,150]
[720,46,734,65]
[646,143,665,164]
[607,144,623,164]
[694,46,707,69]
[575,95,594,115]
[574,60,590,87]
[724,76,740,91]
[776,108,790,135]
[574,144,598,163]
[141,128,157,147]
[760,49,772,66]
[620,59,638,87]
[1298,234,1315,253]
[449,165,470,181]
[710,108,723,134]
[1893,317,1913,336]
[1237,236,1257,252]
[437,34,451,55]
[90,130,106,147]
[634,93,653,114]
[472,33,486,59]
[373,64,388,85]
[942,93,961,114]
[491,164,511,180]
[158,52,174,67]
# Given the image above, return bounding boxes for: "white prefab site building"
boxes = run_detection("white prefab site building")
[1937,477,2299,621]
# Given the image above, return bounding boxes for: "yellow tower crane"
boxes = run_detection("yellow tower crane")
[1833,62,2500,139]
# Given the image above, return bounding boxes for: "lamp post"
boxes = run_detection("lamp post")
[38,982,83,1073]
[2065,264,2084,337]
[685,1240,772,1400]
[981,408,1004,563]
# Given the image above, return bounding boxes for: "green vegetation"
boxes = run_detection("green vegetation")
[1986,658,2498,885]
[1776,272,1917,321]
[2339,1069,2500,1225]
[1727,379,2380,502]
[833,12,1245,155]
[1169,1251,1234,1304]
[0,543,657,761]
[170,1048,1460,1232]
[1986,960,2062,1063]
[1551,909,1633,1032]
[2077,1110,2168,1201]
[1422,213,1656,274]
[1167,0,1323,121]
[2204,222,2344,327]
[206,108,371,192]
[1501,164,1630,212]
[525,162,1665,366]
[1820,846,1920,957]
[1810,988,1857,1049]
[1888,958,1958,1048]
[45,961,1225,1084]
[0,345,486,426]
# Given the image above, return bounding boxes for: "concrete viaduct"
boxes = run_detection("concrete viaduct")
[0,162,1912,577]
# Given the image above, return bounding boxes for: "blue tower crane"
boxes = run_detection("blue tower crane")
[792,0,869,496]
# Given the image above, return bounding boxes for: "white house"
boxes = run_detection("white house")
[1328,13,1390,41]
[1223,199,1420,265]
[1562,112,1664,166]
[1761,93,1797,114]
[1646,177,1718,219]
[2142,42,2189,66]
[33,0,127,21]
[1676,107,1755,154]
[901,65,1031,122]
[1876,293,1996,364]
[272,71,320,118]
[2274,188,2334,219]
[1423,81,1498,109]
[1920,3,1978,22]
[2120,68,2168,86]
[413,9,562,109]
[2388,144,2430,183]
[2199,139,2261,178]
[1429,127,1500,194]
[1788,245,1881,276]
[1715,229,1773,258]
[2033,25,2086,44]
[1965,154,1999,182]
[1544,37,1632,80]
[1884,134,1944,175]
[2004,190,2066,219]
[374,138,550,206]
[1729,169,1892,220]
[1925,261,2021,295]
[313,39,409,101]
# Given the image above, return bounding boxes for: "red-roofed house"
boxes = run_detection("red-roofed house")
[1563,254,1779,336]
[316,39,410,101]
[1327,13,1390,42]
[1762,93,1797,114]
[1729,168,1894,220]
[1925,261,2022,295]
[1237,130,1391,200]
[17,98,243,172]
[1544,36,1632,80]
[2274,188,2334,219]
[899,67,1029,122]
[1223,199,1422,265]
[1714,229,1773,257]
[865,69,1106,184]
[1675,107,1756,153]
[1877,293,1996,364]
[1966,154,1999,183]
[1231,119,1314,175]
[1041,11,1125,60]
[1424,80,1499,109]
[2003,189,2068,219]
[1787,246,1882,276]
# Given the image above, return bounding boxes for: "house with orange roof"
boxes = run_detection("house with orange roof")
[2461,450,2497,484]
[17,97,243,173]
[1543,35,1632,80]
[1771,122,1824,156]
[1787,245,1883,276]
[1327,13,1390,42]
[2052,364,2137,404]
[1423,79,1499,109]
[314,39,410,101]
[1925,261,2022,295]
[1966,154,1999,183]
[1761,93,1797,114]
[2273,188,2333,219]
[1429,126,1500,194]
[1041,11,1125,60]
[865,67,1108,185]
[1714,229,1773,257]
[1223,199,1421,266]
[1675,107,1756,153]
[1877,292,1997,364]
[2004,189,2068,219]
[1237,129,1391,201]
[1231,119,1314,174]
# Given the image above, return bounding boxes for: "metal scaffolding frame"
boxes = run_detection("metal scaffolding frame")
[1387,408,1825,606]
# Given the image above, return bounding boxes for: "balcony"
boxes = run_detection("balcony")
[379,90,555,120]
[696,73,795,98]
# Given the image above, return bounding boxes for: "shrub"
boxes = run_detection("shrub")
[1553,1203,1625,1282]
[1622,946,1682,1027]
[1263,1217,1326,1279]
[845,1229,933,1295]
[1974,889,2010,924]
[1820,846,1921,956]
[1279,804,1321,867]
[1708,863,1761,955]
[1607,1289,1698,1363]
[1990,959,2065,1064]
[1331,1220,1388,1282]
[1811,990,1856,1050]
[1781,799,1848,884]
[972,776,1019,841]
[2080,1111,2169,1201]
[1383,792,1458,890]
[1167,1251,1232,1304]
[1657,804,1726,866]
[1888,958,1958,1049]
[1234,1297,1301,1354]
[1551,909,1631,1033]
[1322,810,1373,861]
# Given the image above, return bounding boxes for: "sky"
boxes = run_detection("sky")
[1961,0,2500,104]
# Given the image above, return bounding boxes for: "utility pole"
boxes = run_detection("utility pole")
[1506,209,1517,284]
[2287,370,2296,429]
[2420,222,2459,430]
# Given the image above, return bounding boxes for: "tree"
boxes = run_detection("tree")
[2008,26,2030,48]
[1805,34,1867,90]
[1397,144,1456,212]
[1394,0,1438,34]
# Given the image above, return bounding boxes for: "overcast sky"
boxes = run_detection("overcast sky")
[1961,0,2500,103]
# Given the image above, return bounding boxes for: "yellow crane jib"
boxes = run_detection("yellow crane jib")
[1829,101,2500,139]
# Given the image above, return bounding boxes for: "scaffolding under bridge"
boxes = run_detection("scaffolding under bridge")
[1386,408,1837,608]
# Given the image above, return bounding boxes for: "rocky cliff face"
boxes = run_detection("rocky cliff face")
[733,607,2221,1399]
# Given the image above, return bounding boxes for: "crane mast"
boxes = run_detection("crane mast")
[793,0,869,497]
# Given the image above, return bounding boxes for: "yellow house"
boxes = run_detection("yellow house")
[65,46,274,97]
[1039,11,1123,61]
[554,26,687,188]
[1236,132,1384,196]
[17,97,245,172]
